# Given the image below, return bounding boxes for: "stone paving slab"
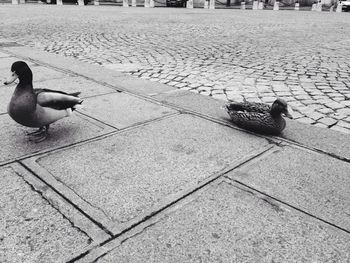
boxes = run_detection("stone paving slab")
[0,56,35,69]
[228,145,350,232]
[25,114,270,233]
[0,112,114,164]
[0,163,92,263]
[0,51,11,58]
[153,90,229,120]
[0,86,12,114]
[282,119,350,160]
[79,92,177,129]
[93,180,350,263]
[0,63,71,84]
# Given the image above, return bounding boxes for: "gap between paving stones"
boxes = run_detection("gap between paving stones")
[73,169,350,263]
[2,162,109,262]
[227,178,350,235]
[65,145,277,263]
[69,141,350,262]
[20,113,274,234]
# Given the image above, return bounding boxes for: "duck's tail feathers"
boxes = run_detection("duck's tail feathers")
[69,92,81,97]
[72,100,84,111]
[225,102,244,112]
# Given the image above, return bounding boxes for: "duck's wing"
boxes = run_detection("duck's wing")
[226,101,271,113]
[227,111,285,135]
[35,88,82,110]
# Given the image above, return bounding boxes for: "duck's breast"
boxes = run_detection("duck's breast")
[8,88,36,127]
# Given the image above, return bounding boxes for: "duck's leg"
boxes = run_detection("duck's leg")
[26,127,44,136]
[28,125,49,143]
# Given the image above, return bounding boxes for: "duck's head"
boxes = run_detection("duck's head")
[4,61,33,85]
[271,99,293,119]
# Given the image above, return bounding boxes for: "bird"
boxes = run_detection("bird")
[225,98,293,135]
[3,61,83,142]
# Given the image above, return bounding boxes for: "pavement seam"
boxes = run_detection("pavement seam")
[226,178,350,235]
[66,145,276,262]
[5,162,107,262]
[0,112,180,168]
[19,160,115,237]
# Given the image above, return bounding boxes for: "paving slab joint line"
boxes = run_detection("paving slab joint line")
[0,112,180,168]
[12,164,95,241]
[227,178,350,234]
[66,145,276,263]
[19,161,115,237]
[278,136,350,163]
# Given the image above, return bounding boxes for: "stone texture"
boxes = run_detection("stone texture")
[0,86,13,114]
[97,181,350,263]
[0,164,91,263]
[153,90,229,120]
[79,92,176,129]
[34,76,117,98]
[0,113,113,164]
[228,146,350,231]
[34,114,269,226]
[0,57,36,69]
[282,119,350,160]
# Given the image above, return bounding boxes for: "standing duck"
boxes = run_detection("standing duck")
[3,61,83,142]
[225,99,293,135]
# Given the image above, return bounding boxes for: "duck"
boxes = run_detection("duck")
[3,61,83,142]
[225,98,293,135]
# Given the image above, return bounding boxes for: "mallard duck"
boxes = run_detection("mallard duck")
[3,61,83,142]
[225,99,293,135]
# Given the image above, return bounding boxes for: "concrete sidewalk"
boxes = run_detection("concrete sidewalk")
[0,41,349,262]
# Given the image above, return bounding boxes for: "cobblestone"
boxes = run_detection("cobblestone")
[0,6,350,133]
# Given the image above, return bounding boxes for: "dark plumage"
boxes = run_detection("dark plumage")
[4,61,83,142]
[225,99,293,135]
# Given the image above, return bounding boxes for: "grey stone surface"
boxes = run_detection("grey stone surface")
[31,65,72,82]
[0,164,91,263]
[0,51,11,58]
[79,92,176,129]
[34,114,269,226]
[283,119,350,160]
[34,76,117,98]
[0,56,36,69]
[0,113,113,164]
[116,76,176,95]
[0,64,71,83]
[153,90,229,120]
[3,47,175,95]
[228,146,350,231]
[97,181,350,263]
[0,86,13,114]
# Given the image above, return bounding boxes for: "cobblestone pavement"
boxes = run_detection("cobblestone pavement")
[1,5,350,133]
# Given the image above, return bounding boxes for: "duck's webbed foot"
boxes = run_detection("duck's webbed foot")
[27,125,49,143]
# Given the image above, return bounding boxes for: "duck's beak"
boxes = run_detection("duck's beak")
[283,110,293,119]
[4,72,18,85]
